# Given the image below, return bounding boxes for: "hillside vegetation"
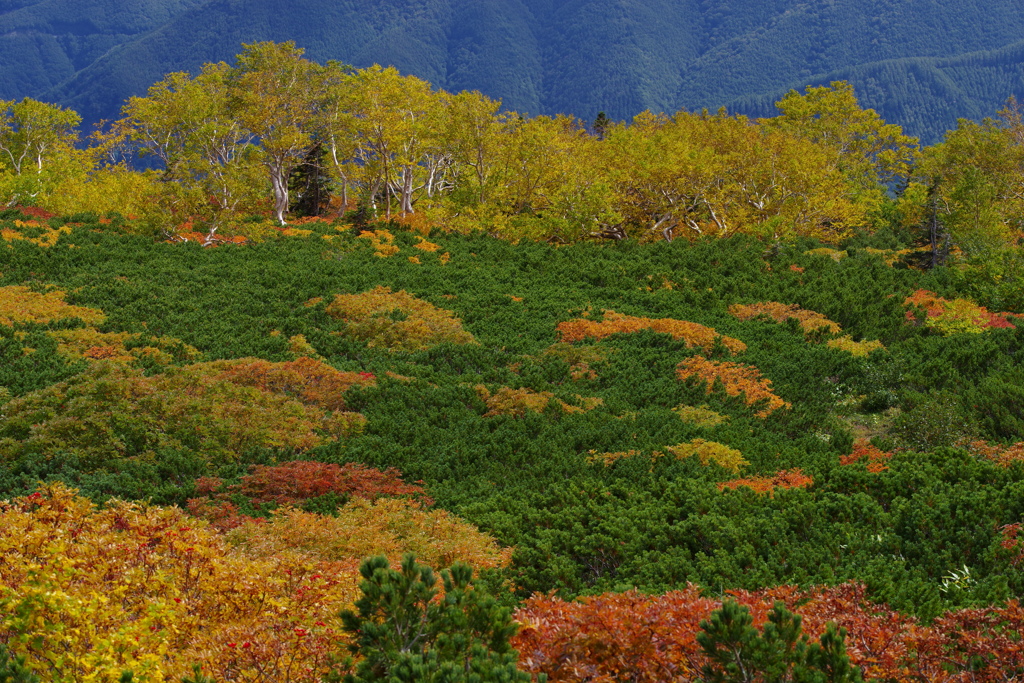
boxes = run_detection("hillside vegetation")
[4,45,1024,681]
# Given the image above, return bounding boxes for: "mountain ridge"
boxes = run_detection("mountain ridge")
[2,0,1023,141]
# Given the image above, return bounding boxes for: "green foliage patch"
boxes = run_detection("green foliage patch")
[4,215,1024,618]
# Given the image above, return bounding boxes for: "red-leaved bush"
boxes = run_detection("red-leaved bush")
[513,582,1024,682]
[188,461,432,531]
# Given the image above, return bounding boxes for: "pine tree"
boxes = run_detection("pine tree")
[0,644,39,683]
[334,554,539,683]
[697,600,863,682]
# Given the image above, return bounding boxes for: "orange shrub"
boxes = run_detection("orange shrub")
[728,301,841,336]
[904,289,1018,334]
[326,286,475,351]
[0,359,371,467]
[356,229,400,257]
[585,449,648,466]
[48,327,201,366]
[513,582,1024,683]
[840,439,894,472]
[676,356,790,418]
[826,335,886,357]
[227,497,512,571]
[213,356,375,412]
[967,440,1024,468]
[556,310,747,354]
[718,468,813,495]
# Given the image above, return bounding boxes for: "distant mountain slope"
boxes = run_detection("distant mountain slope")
[0,0,208,100]
[3,0,1024,140]
[728,40,1024,141]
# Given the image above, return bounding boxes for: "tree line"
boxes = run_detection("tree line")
[1,41,1023,264]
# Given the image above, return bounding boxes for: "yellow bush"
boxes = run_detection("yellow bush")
[357,229,400,257]
[673,404,729,428]
[0,219,72,247]
[826,335,886,357]
[326,286,475,351]
[0,285,105,327]
[475,385,601,417]
[0,484,359,683]
[666,438,748,473]
[227,498,512,571]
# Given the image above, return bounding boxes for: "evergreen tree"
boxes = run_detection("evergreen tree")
[0,644,39,683]
[592,111,610,140]
[289,141,332,217]
[697,600,863,682]
[335,554,539,683]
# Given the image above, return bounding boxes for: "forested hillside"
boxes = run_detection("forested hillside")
[3,0,1024,141]
[5,45,1024,681]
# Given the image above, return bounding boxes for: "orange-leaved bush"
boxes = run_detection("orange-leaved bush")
[48,327,201,366]
[904,289,1018,334]
[677,355,790,418]
[839,439,894,473]
[326,286,475,350]
[718,468,813,495]
[226,497,512,571]
[967,440,1024,468]
[556,310,746,354]
[728,301,841,337]
[0,483,359,683]
[356,229,400,257]
[512,582,1024,682]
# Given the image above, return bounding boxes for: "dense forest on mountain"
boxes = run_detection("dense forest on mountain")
[3,0,1024,141]
[6,43,1024,681]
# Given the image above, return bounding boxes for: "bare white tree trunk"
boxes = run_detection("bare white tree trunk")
[270,163,289,225]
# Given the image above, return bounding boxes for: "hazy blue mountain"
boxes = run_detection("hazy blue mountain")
[2,0,1024,141]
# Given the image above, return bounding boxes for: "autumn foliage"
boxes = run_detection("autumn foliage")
[728,301,841,337]
[325,286,476,351]
[187,460,432,531]
[666,439,749,474]
[903,289,1018,334]
[226,499,512,571]
[967,440,1024,468]
[0,358,372,467]
[0,483,514,683]
[0,483,359,683]
[676,355,791,417]
[476,385,603,417]
[840,439,894,472]
[0,285,105,327]
[557,310,746,354]
[718,468,814,495]
[826,335,886,357]
[512,582,1024,682]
